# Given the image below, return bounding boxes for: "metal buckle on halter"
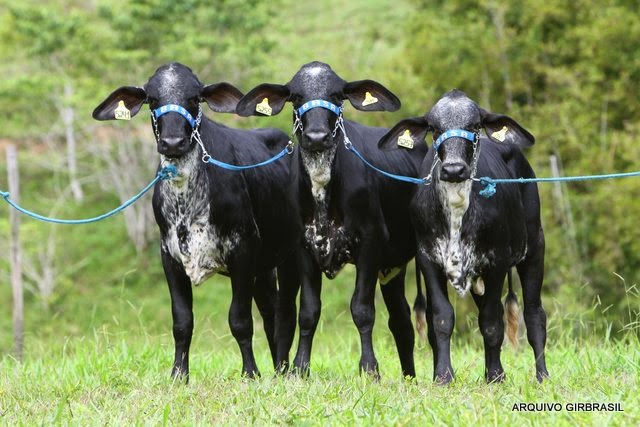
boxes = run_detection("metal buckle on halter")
[292,112,303,136]
[285,140,295,154]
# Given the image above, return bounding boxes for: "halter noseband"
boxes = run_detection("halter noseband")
[152,104,200,129]
[431,128,481,181]
[150,104,204,160]
[292,99,344,136]
[432,129,478,152]
[296,99,343,117]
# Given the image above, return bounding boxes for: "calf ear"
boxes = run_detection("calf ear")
[201,83,244,113]
[236,83,290,117]
[378,117,430,150]
[343,80,401,112]
[480,109,535,147]
[92,86,146,121]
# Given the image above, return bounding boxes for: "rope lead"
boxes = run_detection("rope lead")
[0,165,178,224]
[476,170,640,198]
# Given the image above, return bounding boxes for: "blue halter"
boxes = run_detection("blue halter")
[432,129,477,152]
[152,104,198,128]
[296,99,343,117]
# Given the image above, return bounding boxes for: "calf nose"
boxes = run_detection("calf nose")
[305,131,329,144]
[440,162,470,182]
[159,136,188,157]
[161,136,186,148]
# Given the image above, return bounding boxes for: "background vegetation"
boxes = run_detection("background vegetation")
[1,0,638,424]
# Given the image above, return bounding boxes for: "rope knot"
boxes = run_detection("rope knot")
[159,164,179,180]
[0,190,10,198]
[478,178,497,198]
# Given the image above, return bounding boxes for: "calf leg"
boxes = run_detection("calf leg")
[380,267,416,378]
[274,257,300,373]
[228,261,259,378]
[352,257,381,378]
[253,269,277,369]
[293,252,323,376]
[161,249,193,382]
[419,255,454,384]
[473,269,507,383]
[517,231,549,382]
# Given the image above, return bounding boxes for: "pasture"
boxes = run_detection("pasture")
[2,0,640,425]
[1,263,638,425]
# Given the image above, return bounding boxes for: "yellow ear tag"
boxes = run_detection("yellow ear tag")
[256,98,273,116]
[397,129,414,149]
[491,126,509,142]
[362,91,379,107]
[114,100,131,120]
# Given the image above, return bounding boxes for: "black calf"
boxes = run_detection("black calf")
[93,62,303,380]
[237,62,428,378]
[379,90,548,383]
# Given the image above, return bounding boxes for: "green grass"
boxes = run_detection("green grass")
[1,264,638,425]
[1,330,637,425]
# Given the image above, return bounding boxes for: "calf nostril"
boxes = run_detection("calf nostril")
[305,131,329,143]
[441,163,469,182]
[161,137,186,148]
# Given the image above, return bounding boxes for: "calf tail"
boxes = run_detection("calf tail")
[413,261,427,341]
[504,268,519,348]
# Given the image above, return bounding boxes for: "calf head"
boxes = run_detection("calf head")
[93,62,243,159]
[236,62,400,196]
[379,90,534,183]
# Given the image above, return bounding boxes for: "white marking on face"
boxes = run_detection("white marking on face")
[431,95,477,130]
[157,66,183,101]
[304,66,325,77]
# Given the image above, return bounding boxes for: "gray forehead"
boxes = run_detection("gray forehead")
[428,95,480,129]
[288,62,346,96]
[145,63,202,100]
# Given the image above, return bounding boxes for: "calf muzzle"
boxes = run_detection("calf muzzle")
[440,162,470,182]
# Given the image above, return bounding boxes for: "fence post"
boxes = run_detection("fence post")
[7,144,24,361]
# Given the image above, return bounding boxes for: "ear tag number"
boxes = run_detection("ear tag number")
[491,126,509,142]
[397,129,414,149]
[362,91,379,107]
[256,98,273,116]
[114,100,131,120]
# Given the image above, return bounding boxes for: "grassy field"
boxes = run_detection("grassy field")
[1,263,638,425]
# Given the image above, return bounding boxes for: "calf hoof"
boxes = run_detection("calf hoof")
[536,369,550,383]
[290,364,311,378]
[434,370,454,385]
[275,361,290,376]
[241,369,260,380]
[359,361,380,381]
[403,370,417,381]
[486,369,506,384]
[170,367,189,384]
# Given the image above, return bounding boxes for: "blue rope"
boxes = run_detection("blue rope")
[346,144,428,185]
[478,170,640,198]
[0,165,178,224]
[205,146,292,171]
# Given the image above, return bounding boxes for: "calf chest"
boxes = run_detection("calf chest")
[159,174,239,285]
[304,217,354,279]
